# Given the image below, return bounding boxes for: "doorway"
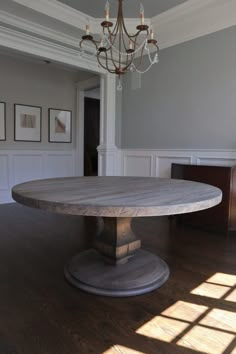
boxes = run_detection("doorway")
[83,97,100,176]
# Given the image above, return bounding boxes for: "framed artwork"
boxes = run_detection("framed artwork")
[48,108,72,143]
[14,104,41,142]
[0,102,6,141]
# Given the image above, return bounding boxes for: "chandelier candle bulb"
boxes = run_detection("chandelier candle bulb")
[99,38,104,48]
[140,3,144,25]
[105,1,110,21]
[150,28,154,40]
[86,24,90,35]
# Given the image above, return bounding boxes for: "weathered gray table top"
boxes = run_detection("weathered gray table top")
[12,177,222,217]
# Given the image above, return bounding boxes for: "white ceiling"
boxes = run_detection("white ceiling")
[58,0,188,18]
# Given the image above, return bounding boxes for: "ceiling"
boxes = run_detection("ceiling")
[58,0,188,18]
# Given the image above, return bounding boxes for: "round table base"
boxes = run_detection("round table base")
[64,249,170,297]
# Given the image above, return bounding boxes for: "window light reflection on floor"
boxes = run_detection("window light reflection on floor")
[177,325,235,354]
[136,315,189,342]
[206,273,236,287]
[136,272,236,354]
[190,282,230,299]
[103,273,236,354]
[103,346,145,354]
[226,289,236,302]
[200,308,236,332]
[161,300,208,322]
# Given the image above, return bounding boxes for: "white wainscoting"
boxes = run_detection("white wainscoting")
[0,150,76,204]
[120,149,236,177]
[3,147,236,204]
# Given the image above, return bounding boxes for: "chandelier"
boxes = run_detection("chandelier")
[80,0,159,90]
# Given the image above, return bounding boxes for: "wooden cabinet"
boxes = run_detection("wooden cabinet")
[171,163,236,232]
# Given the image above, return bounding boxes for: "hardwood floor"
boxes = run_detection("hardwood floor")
[0,204,235,354]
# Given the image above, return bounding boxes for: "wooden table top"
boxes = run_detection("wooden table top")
[12,177,222,217]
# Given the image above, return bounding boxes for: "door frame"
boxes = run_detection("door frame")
[75,76,100,176]
[76,74,118,176]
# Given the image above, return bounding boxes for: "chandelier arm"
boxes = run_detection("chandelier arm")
[105,35,148,56]
[97,52,113,73]
[105,1,120,40]
[125,52,129,67]
[110,46,117,70]
[109,28,120,71]
[118,18,122,71]
[97,49,118,74]
[122,52,135,72]
[121,27,129,59]
[106,23,118,41]
[116,50,135,73]
[104,20,120,53]
[119,4,143,40]
[130,28,149,39]
[80,38,99,51]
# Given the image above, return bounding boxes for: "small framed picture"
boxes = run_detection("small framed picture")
[48,108,72,143]
[0,102,6,141]
[14,104,41,142]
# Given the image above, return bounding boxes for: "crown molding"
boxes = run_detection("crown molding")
[11,0,151,34]
[0,25,105,73]
[0,11,127,62]
[0,10,80,47]
[0,10,101,57]
[7,0,236,53]
[12,0,91,31]
[152,0,236,49]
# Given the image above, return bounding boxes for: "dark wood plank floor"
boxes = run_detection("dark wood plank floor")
[0,204,235,354]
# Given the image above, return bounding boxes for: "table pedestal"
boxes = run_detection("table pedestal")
[64,217,169,297]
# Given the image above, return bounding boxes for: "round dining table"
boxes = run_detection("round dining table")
[12,176,222,297]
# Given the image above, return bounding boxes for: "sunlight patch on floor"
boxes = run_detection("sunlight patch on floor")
[226,289,236,302]
[200,308,236,332]
[206,273,236,287]
[177,325,235,354]
[136,272,236,354]
[161,300,208,322]
[136,316,189,342]
[103,273,236,354]
[190,282,230,298]
[103,346,145,354]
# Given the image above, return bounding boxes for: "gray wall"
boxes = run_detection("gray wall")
[122,25,236,150]
[0,54,93,150]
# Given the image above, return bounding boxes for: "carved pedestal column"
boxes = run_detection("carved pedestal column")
[95,217,141,264]
[64,216,169,297]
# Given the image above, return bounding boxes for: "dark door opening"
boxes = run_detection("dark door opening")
[84,97,100,176]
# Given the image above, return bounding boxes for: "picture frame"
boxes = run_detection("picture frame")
[0,102,6,141]
[14,104,42,142]
[48,108,72,143]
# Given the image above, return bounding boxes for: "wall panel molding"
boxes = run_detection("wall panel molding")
[0,155,9,191]
[120,149,236,177]
[0,150,75,204]
[3,147,236,204]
